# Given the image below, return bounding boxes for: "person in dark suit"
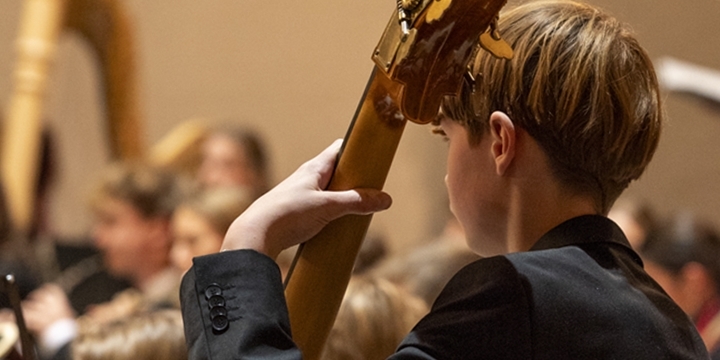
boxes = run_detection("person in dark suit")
[181,1,709,358]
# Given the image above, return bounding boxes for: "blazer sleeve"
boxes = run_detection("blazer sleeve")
[180,250,302,360]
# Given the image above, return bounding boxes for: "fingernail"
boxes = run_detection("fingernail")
[379,193,392,209]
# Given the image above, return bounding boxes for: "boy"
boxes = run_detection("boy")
[181,1,709,358]
[88,162,182,303]
[23,162,183,358]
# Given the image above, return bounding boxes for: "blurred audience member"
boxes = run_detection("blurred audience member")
[88,162,183,306]
[4,128,131,315]
[71,310,186,360]
[352,231,388,275]
[21,162,184,358]
[171,187,253,272]
[372,217,479,306]
[321,275,428,360]
[373,241,480,307]
[639,213,720,358]
[608,198,657,250]
[197,125,269,198]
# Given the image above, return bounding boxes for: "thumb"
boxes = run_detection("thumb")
[324,188,392,216]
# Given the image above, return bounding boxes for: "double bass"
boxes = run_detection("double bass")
[283,0,510,358]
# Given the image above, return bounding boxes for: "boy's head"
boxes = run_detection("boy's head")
[91,162,181,220]
[90,163,182,281]
[442,0,661,214]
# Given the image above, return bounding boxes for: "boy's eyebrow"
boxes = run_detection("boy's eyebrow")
[430,114,448,137]
[431,126,446,137]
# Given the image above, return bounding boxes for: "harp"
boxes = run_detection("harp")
[1,0,144,235]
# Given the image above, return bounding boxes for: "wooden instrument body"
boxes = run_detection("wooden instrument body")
[284,0,507,358]
[284,70,406,359]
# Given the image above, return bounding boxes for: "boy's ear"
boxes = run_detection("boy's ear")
[489,111,516,176]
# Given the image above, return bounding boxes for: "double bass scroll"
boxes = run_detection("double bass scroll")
[283,0,509,358]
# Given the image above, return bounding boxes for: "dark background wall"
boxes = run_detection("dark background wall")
[1,0,719,253]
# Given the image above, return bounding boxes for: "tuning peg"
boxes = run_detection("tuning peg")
[479,17,513,60]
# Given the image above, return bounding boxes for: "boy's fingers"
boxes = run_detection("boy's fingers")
[325,189,392,216]
[301,140,343,187]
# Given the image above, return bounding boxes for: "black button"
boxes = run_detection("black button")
[204,284,223,300]
[210,306,228,319]
[211,315,229,333]
[207,295,225,309]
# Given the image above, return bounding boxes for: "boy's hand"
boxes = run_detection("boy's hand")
[221,140,392,259]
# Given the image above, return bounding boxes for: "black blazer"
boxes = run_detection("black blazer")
[181,215,709,359]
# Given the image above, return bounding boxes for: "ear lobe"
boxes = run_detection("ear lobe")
[489,111,516,175]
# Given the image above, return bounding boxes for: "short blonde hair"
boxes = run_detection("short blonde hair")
[442,0,661,213]
[321,276,428,360]
[72,310,186,360]
[180,186,253,236]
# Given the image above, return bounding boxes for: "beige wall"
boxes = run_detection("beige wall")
[1,0,720,253]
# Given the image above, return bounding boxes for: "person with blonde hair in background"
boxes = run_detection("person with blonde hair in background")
[321,276,428,360]
[171,187,254,272]
[72,310,186,360]
[197,124,270,199]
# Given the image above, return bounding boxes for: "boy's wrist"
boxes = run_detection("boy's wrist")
[221,216,280,260]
